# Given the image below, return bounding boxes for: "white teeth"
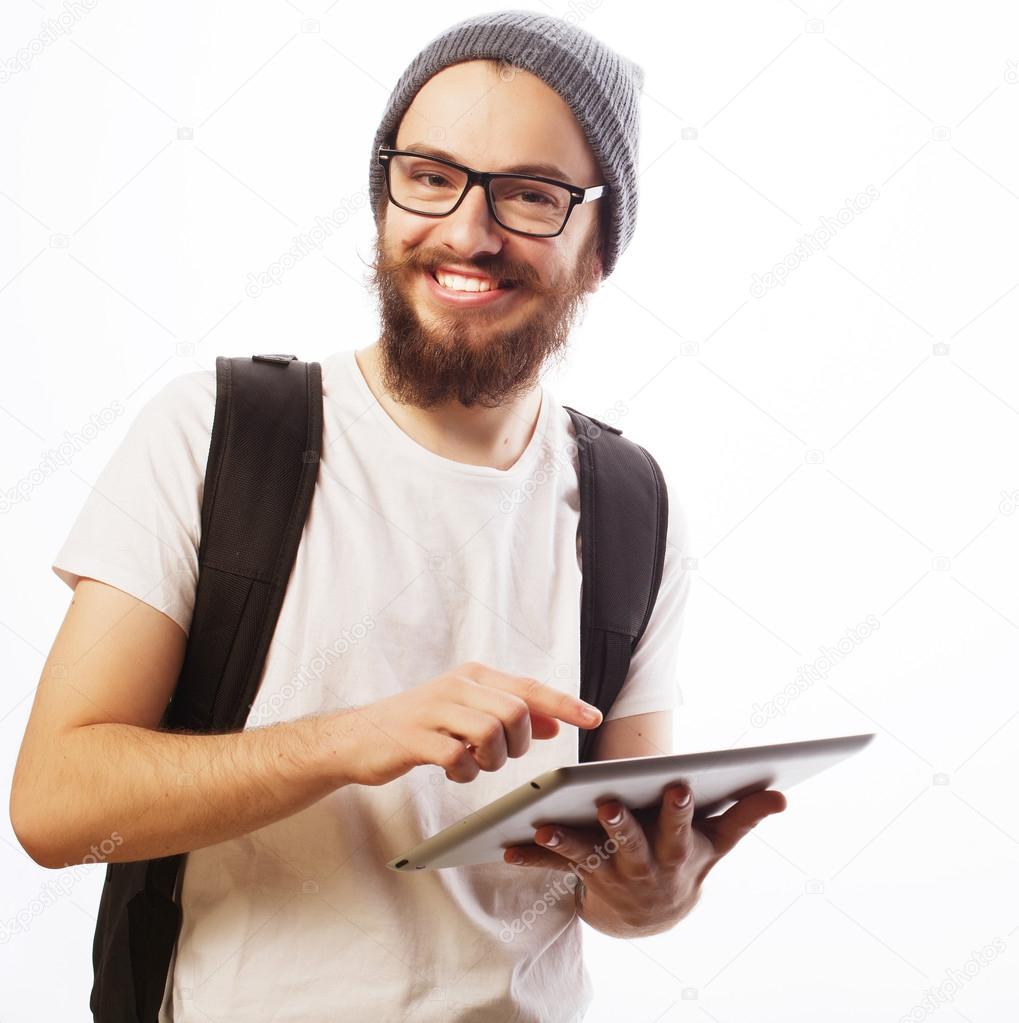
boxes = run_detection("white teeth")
[434,270,499,293]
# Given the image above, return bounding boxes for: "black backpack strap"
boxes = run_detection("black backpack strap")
[167,354,323,732]
[564,406,669,764]
[90,354,323,1022]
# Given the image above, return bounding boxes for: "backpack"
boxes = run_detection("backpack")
[89,353,669,1022]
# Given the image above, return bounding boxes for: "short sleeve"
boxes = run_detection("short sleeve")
[51,369,216,637]
[602,482,692,722]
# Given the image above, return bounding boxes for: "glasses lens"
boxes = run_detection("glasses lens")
[388,154,467,215]
[490,176,571,235]
[387,154,570,235]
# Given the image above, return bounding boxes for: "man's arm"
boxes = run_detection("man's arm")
[587,709,673,761]
[9,579,352,869]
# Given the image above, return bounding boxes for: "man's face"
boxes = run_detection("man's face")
[367,60,605,409]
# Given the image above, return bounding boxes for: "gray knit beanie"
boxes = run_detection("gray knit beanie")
[367,9,645,279]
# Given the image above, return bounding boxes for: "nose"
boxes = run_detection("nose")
[433,179,506,257]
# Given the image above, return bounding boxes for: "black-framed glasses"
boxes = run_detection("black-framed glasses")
[377,146,606,238]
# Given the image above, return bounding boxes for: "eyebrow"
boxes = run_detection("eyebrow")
[402,143,574,183]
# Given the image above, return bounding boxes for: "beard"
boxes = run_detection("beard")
[365,218,602,409]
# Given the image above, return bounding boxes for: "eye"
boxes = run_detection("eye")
[418,172,450,187]
[517,191,556,206]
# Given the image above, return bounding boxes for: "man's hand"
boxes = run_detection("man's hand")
[502,784,788,937]
[326,661,603,788]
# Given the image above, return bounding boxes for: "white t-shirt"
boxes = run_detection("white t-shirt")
[51,348,691,1022]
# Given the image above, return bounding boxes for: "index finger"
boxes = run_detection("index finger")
[467,664,603,729]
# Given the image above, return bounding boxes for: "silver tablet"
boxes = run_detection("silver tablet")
[387,732,875,871]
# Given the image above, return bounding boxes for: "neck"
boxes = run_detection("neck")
[354,342,543,471]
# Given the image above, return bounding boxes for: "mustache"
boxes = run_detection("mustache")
[370,247,553,296]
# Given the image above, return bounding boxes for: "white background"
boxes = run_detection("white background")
[2,1,1018,1020]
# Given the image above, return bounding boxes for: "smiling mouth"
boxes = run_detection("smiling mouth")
[427,268,518,292]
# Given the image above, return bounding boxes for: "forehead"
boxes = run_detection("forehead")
[394,59,601,184]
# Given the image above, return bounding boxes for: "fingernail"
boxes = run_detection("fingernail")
[605,806,623,826]
[581,706,601,723]
[673,788,691,808]
[541,831,561,847]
